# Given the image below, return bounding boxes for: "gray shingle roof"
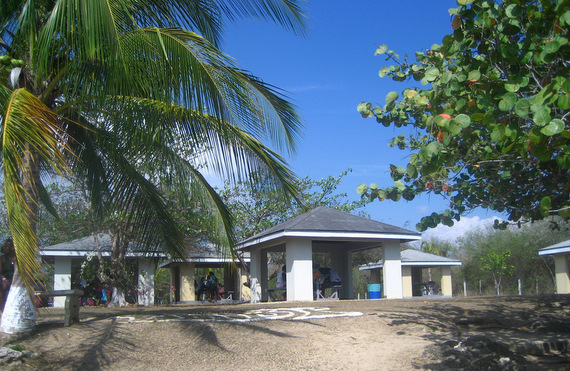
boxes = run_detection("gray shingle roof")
[538,238,570,255]
[40,233,159,257]
[237,206,420,249]
[359,249,462,270]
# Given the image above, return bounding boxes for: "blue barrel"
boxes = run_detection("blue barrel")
[368,284,381,299]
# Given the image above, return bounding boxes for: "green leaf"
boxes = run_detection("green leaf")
[394,180,405,191]
[540,119,565,136]
[543,40,561,55]
[416,96,429,106]
[467,70,481,81]
[533,106,551,126]
[471,112,485,122]
[455,99,466,112]
[504,80,521,92]
[406,164,418,178]
[491,125,506,142]
[357,102,372,115]
[375,44,388,55]
[409,153,419,165]
[514,98,531,117]
[540,196,551,217]
[385,91,399,103]
[454,114,471,128]
[457,0,474,4]
[562,11,570,26]
[379,66,389,77]
[558,92,570,110]
[357,184,368,195]
[424,67,440,82]
[498,92,517,111]
[505,4,522,18]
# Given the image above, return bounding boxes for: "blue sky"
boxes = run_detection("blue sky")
[220,1,502,238]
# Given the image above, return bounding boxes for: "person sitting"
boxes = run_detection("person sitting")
[196,277,207,300]
[317,268,342,297]
[276,265,286,289]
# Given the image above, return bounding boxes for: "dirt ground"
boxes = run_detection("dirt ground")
[0,295,569,370]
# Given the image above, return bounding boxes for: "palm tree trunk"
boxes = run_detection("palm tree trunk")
[0,266,36,334]
[108,286,126,307]
[1,146,40,333]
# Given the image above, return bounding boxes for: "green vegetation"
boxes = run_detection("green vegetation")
[357,0,569,231]
[432,218,569,295]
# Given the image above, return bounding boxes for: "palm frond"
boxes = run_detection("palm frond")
[2,88,73,294]
[217,0,307,37]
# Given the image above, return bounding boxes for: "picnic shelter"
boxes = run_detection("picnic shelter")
[159,244,250,303]
[538,238,570,294]
[41,233,161,307]
[359,249,462,298]
[235,206,421,302]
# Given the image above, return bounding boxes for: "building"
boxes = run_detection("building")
[41,233,161,307]
[360,249,462,298]
[235,206,421,302]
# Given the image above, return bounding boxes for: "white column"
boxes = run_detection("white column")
[285,238,313,301]
[554,254,570,294]
[53,257,72,308]
[382,240,403,299]
[249,248,262,303]
[138,258,155,305]
[441,266,453,297]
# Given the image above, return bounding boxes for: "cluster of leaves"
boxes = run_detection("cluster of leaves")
[219,168,367,241]
[357,0,569,231]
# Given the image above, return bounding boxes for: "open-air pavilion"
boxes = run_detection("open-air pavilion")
[359,249,462,298]
[159,245,250,303]
[41,233,161,307]
[235,206,421,302]
[538,238,570,294]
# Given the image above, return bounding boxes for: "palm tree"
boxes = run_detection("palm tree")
[0,0,306,333]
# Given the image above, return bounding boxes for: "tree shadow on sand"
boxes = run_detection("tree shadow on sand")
[371,295,570,369]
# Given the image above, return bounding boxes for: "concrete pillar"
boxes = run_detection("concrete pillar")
[53,257,72,308]
[260,250,268,301]
[285,238,313,301]
[249,248,262,303]
[240,269,251,301]
[554,254,570,294]
[441,266,453,296]
[402,266,413,298]
[179,263,195,302]
[137,258,155,305]
[169,267,176,303]
[382,241,403,299]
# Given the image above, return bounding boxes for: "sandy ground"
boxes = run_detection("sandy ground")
[0,295,569,370]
